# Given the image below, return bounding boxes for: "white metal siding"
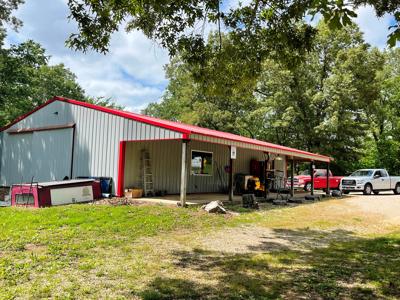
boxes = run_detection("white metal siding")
[0,100,182,191]
[0,99,292,194]
[0,128,73,185]
[33,128,73,181]
[1,133,33,185]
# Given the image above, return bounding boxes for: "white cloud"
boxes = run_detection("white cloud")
[4,1,397,112]
[5,0,169,110]
[354,5,394,49]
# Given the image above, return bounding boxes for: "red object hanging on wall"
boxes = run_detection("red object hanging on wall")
[250,159,261,176]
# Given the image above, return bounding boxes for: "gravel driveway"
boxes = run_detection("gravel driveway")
[198,193,400,254]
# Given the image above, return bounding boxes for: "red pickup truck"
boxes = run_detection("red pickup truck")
[290,169,343,191]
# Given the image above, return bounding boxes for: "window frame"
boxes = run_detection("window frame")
[15,193,35,205]
[190,150,214,176]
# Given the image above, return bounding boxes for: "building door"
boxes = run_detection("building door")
[31,128,74,182]
[5,133,34,184]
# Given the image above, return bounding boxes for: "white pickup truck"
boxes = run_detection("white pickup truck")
[340,169,400,195]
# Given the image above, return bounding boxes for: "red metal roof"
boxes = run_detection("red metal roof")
[0,96,330,161]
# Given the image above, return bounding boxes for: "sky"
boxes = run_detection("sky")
[5,1,396,112]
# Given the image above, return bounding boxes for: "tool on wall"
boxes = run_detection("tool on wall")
[141,149,154,197]
[215,160,227,193]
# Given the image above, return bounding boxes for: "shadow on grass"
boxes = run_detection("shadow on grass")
[140,228,400,299]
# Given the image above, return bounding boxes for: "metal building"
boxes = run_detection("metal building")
[0,97,330,203]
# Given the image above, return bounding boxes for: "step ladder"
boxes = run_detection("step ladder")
[141,149,154,197]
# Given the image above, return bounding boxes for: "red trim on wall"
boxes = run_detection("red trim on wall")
[117,141,127,197]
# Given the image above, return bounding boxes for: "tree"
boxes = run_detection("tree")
[366,48,400,175]
[85,96,124,110]
[66,0,400,57]
[145,21,388,174]
[0,39,85,126]
[0,38,122,127]
[144,32,261,136]
[0,0,24,30]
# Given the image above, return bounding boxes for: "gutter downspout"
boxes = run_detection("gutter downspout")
[70,124,76,179]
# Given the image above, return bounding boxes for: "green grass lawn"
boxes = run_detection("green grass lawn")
[0,200,399,299]
[0,205,233,299]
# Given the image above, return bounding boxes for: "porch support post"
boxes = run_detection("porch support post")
[228,152,234,202]
[310,161,315,196]
[326,162,330,195]
[180,139,189,207]
[290,159,294,197]
[264,154,269,200]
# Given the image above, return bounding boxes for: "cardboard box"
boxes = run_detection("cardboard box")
[124,188,143,198]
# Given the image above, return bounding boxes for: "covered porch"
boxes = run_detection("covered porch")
[116,129,331,206]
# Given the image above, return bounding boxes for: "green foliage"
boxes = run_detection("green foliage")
[145,21,400,174]
[85,96,124,110]
[0,39,85,126]
[66,0,400,58]
[0,0,24,30]
[0,37,122,127]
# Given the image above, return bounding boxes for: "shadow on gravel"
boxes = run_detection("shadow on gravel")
[140,228,400,299]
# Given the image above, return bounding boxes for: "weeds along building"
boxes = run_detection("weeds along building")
[0,97,330,201]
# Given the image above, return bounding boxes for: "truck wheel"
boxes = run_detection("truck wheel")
[304,182,312,192]
[363,183,372,195]
[373,191,379,195]
[394,183,400,195]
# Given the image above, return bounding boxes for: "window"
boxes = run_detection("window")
[191,151,213,176]
[350,170,373,177]
[15,194,35,205]
[314,170,326,177]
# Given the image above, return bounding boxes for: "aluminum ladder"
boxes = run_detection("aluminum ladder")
[141,149,154,197]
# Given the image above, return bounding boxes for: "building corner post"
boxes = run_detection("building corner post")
[326,162,330,195]
[310,161,315,196]
[228,158,234,202]
[180,138,189,207]
[117,141,127,197]
[290,159,294,197]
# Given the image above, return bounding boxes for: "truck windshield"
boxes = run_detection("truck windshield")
[300,170,310,175]
[350,170,373,177]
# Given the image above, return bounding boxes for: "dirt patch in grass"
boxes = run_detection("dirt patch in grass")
[24,243,47,253]
[198,226,356,254]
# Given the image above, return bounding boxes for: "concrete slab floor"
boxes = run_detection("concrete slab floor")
[132,191,326,206]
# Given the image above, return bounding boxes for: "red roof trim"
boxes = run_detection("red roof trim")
[0,96,330,162]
